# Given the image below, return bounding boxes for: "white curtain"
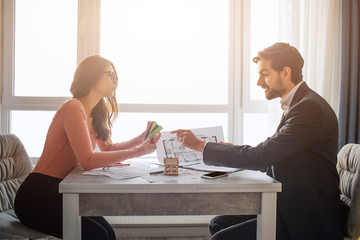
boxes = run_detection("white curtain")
[277,0,342,115]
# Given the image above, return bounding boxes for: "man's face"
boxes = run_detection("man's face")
[256,59,286,100]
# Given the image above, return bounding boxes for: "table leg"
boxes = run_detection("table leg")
[257,192,277,240]
[63,193,81,240]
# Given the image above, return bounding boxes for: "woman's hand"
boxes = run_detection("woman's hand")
[140,138,157,154]
[150,132,162,144]
[170,129,206,152]
[139,129,148,142]
[140,121,155,141]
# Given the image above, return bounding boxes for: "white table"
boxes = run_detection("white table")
[59,161,281,240]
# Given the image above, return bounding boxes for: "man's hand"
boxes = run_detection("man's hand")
[170,129,206,152]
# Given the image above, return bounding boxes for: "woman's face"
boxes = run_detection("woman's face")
[93,65,117,98]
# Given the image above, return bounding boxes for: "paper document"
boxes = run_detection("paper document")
[141,168,203,183]
[83,165,149,180]
[156,126,224,166]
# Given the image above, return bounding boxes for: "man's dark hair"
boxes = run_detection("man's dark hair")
[252,42,304,84]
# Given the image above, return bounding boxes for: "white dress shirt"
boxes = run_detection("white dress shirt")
[280,81,304,116]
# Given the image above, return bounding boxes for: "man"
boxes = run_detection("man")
[171,43,344,239]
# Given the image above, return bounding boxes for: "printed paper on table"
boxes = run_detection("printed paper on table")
[156,126,224,166]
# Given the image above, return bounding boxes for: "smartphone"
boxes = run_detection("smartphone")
[201,171,228,179]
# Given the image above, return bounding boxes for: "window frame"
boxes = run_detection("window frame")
[1,0,269,158]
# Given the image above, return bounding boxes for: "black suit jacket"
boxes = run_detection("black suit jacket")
[204,82,340,217]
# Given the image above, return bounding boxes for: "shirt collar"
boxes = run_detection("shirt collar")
[280,81,304,114]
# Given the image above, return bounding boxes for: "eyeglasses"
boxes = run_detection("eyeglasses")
[104,71,118,83]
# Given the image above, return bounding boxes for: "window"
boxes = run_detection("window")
[1,0,270,158]
[2,0,78,160]
[3,0,340,158]
[249,0,280,101]
[10,111,55,157]
[242,0,283,146]
[100,0,231,152]
[14,0,77,97]
[101,0,229,105]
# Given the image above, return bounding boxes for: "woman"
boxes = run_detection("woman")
[14,55,159,240]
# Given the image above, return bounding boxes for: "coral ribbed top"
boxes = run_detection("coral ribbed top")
[32,99,145,179]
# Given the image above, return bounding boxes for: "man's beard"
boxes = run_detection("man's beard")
[265,87,286,100]
[264,75,286,100]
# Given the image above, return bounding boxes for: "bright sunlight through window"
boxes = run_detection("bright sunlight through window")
[14,0,77,97]
[100,0,229,104]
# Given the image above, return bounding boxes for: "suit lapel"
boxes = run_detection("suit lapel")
[276,113,287,131]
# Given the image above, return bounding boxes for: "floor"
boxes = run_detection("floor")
[28,226,211,240]
[34,238,209,240]
[117,238,209,240]
[114,225,211,240]
[31,237,209,240]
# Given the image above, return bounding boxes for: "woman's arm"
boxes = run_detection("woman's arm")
[97,121,161,151]
[63,101,154,170]
[97,133,146,151]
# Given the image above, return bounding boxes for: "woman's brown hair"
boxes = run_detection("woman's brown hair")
[70,55,119,144]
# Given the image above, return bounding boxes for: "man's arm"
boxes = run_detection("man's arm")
[204,99,324,170]
[172,99,324,170]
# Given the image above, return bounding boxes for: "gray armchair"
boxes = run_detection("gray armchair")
[0,134,50,239]
[337,143,360,240]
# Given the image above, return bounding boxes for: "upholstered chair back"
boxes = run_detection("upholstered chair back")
[337,143,360,239]
[0,134,33,213]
